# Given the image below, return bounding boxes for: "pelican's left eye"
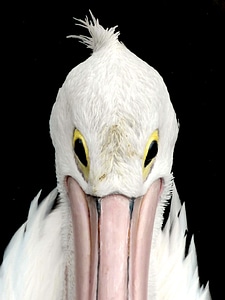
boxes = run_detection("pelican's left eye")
[143,129,159,180]
[73,129,90,181]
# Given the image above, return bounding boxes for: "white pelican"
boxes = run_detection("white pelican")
[0,12,211,300]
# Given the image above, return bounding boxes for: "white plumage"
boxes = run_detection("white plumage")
[0,184,210,299]
[0,12,211,299]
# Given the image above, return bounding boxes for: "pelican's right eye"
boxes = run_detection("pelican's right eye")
[73,129,90,181]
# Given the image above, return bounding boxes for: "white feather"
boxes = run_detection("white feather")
[0,189,65,300]
[151,183,211,300]
[67,10,120,52]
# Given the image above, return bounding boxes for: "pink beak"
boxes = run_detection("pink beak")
[66,176,162,299]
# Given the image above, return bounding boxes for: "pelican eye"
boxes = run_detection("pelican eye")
[143,129,159,180]
[73,129,90,181]
[74,139,87,166]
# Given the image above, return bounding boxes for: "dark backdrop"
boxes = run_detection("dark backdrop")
[1,1,224,299]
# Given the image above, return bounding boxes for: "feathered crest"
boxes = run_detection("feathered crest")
[67,10,120,52]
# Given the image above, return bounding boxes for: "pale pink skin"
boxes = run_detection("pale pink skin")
[66,176,162,300]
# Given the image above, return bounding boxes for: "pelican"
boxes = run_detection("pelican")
[0,12,211,300]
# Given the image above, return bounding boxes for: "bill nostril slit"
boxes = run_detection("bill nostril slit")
[127,197,135,299]
[95,198,101,299]
[129,197,135,219]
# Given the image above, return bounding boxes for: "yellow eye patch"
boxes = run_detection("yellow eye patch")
[143,129,159,180]
[73,129,90,181]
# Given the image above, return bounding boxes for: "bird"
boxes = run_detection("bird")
[0,11,211,300]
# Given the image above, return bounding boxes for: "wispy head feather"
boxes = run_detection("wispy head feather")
[67,10,120,52]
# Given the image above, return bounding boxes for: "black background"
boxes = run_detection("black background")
[1,1,224,299]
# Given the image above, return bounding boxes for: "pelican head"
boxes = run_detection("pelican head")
[50,12,179,299]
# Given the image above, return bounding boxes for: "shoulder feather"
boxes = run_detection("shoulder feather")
[0,189,65,300]
[154,183,211,300]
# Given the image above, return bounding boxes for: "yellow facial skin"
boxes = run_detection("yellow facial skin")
[143,130,159,181]
[73,128,158,184]
[73,129,90,181]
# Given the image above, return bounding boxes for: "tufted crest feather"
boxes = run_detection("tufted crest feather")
[67,10,120,52]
